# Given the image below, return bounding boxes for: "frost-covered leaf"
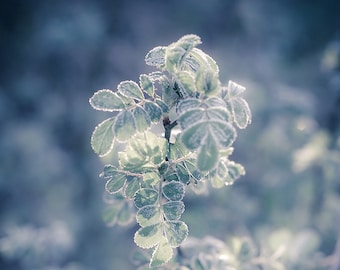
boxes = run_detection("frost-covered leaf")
[225,80,251,129]
[119,131,167,172]
[143,101,162,123]
[176,163,190,184]
[180,122,207,150]
[163,201,185,221]
[134,223,163,249]
[229,97,252,129]
[143,171,161,186]
[226,161,245,184]
[162,181,185,201]
[178,108,204,130]
[196,69,219,96]
[139,74,154,97]
[176,34,202,51]
[136,205,161,227]
[145,46,166,68]
[114,110,136,142]
[89,89,125,111]
[124,176,141,199]
[155,99,169,113]
[150,237,173,268]
[176,71,196,97]
[176,98,200,114]
[165,45,186,73]
[105,173,127,194]
[91,117,115,157]
[118,80,144,100]
[132,105,151,133]
[164,221,188,247]
[197,133,218,172]
[134,188,159,208]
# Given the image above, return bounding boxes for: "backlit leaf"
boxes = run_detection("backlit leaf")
[134,223,163,249]
[163,201,185,221]
[118,80,144,100]
[143,101,162,123]
[136,205,161,227]
[162,181,185,201]
[91,117,115,157]
[105,173,127,194]
[196,68,219,96]
[164,221,188,247]
[150,237,173,268]
[228,80,246,97]
[139,74,154,97]
[230,97,252,129]
[134,188,159,208]
[89,89,125,111]
[176,71,196,97]
[197,133,218,171]
[132,105,151,132]
[124,176,141,199]
[165,45,186,73]
[114,110,136,142]
[145,46,166,68]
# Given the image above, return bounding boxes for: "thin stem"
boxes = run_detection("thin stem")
[163,115,178,160]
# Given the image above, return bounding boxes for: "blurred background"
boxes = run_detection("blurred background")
[1,0,340,269]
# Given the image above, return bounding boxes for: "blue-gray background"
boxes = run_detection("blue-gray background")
[1,0,339,269]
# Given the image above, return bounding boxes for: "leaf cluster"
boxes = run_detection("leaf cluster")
[89,34,251,267]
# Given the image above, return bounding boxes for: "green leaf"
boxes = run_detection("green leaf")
[143,101,162,123]
[105,173,127,194]
[118,80,145,100]
[228,80,246,97]
[136,205,161,227]
[114,110,136,142]
[176,163,190,184]
[209,120,236,148]
[162,181,185,201]
[134,223,163,248]
[132,105,151,132]
[176,34,202,51]
[180,122,207,150]
[196,68,219,96]
[163,201,185,221]
[197,133,218,171]
[91,117,115,157]
[145,46,166,68]
[165,45,186,73]
[89,89,125,111]
[163,221,188,247]
[150,237,173,268]
[124,176,141,199]
[155,99,169,113]
[176,98,200,114]
[134,188,159,208]
[176,71,196,96]
[178,108,204,130]
[139,74,154,97]
[226,161,245,184]
[143,171,161,186]
[229,97,252,129]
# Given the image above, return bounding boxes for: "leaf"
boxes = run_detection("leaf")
[89,89,125,111]
[136,205,161,227]
[105,173,127,194]
[118,80,145,100]
[176,34,202,51]
[180,122,207,150]
[196,68,219,96]
[163,221,188,247]
[124,176,141,199]
[150,237,173,268]
[114,110,136,142]
[178,108,204,130]
[134,188,159,208]
[176,163,190,184]
[176,71,196,97]
[162,181,185,201]
[176,98,201,114]
[134,223,163,248]
[228,80,246,97]
[143,101,162,123]
[155,99,169,113]
[139,74,154,97]
[229,97,252,129]
[165,45,186,73]
[197,133,218,171]
[163,201,185,221]
[143,171,161,186]
[226,161,245,184]
[132,105,151,132]
[145,46,166,68]
[91,117,115,157]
